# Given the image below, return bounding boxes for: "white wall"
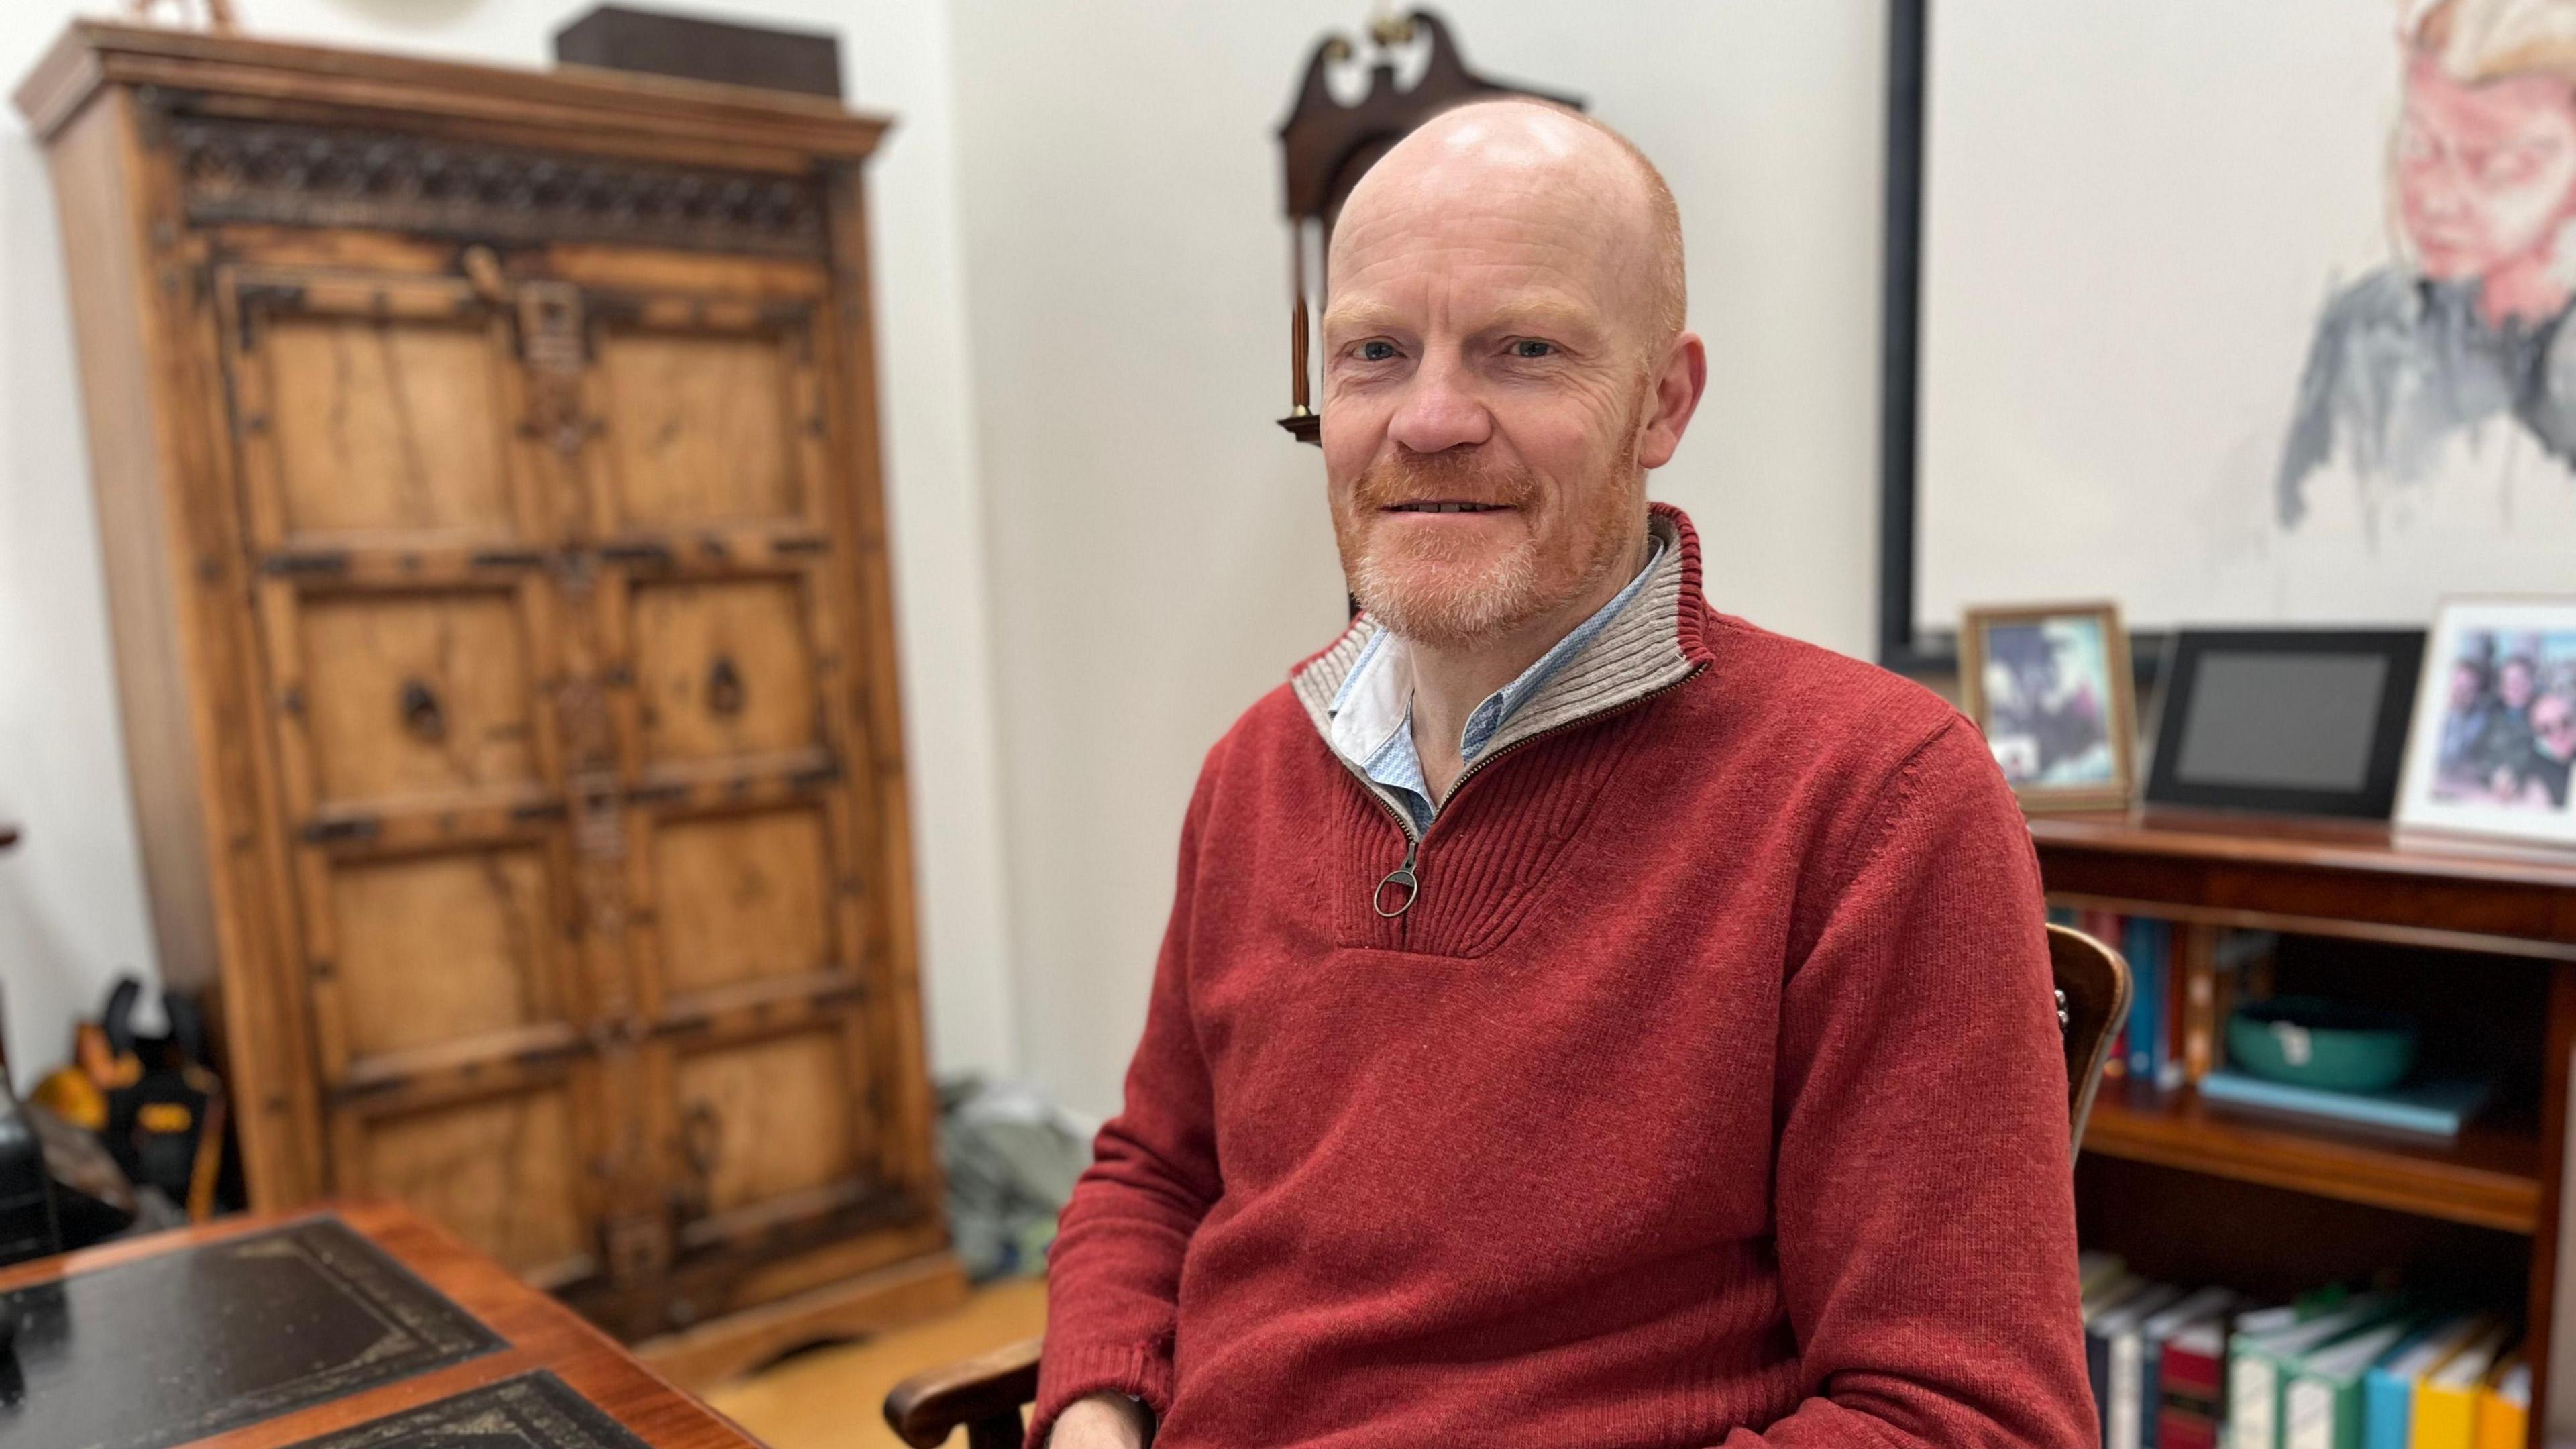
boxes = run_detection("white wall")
[946,1,1890,1118]
[0,0,1896,1128]
[0,0,1018,1087]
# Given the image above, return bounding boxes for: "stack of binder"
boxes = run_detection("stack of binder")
[2402,1319,2521,1449]
[2226,1293,2404,1448]
[2365,1317,2491,1449]
[2077,1256,2529,1449]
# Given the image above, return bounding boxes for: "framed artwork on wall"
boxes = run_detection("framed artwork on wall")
[2142,629,2424,820]
[1958,602,2137,813]
[2395,598,2576,845]
[1878,0,2576,675]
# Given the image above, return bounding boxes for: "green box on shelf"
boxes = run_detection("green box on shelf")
[2224,997,2418,1094]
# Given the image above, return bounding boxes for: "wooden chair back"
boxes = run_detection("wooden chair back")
[885,922,2134,1446]
[2048,921,2131,1158]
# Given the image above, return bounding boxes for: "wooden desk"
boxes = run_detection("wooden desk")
[0,1200,763,1448]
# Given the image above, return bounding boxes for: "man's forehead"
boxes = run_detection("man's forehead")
[1325,225,1646,348]
[1327,181,1621,316]
[1379,117,1629,205]
[1338,174,1616,251]
[1335,197,1608,284]
[1336,147,1638,264]
[1328,102,1665,335]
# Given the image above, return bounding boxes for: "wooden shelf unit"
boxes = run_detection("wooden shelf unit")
[2034,810,2576,959]
[2033,809,2576,1445]
[2083,1087,2542,1235]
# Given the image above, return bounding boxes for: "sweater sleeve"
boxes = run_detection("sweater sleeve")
[1028,772,1223,1448]
[1718,719,2095,1449]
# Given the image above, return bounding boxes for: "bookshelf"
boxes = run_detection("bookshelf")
[2084,1089,2541,1234]
[2033,809,2576,1446]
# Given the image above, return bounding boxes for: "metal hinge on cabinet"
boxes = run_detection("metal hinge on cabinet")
[258,550,350,578]
[597,541,675,568]
[458,246,593,460]
[788,757,843,791]
[515,282,588,371]
[300,815,381,845]
[230,280,307,351]
[624,780,688,808]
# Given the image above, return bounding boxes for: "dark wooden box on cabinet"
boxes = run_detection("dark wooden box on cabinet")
[555,5,844,100]
[12,22,963,1383]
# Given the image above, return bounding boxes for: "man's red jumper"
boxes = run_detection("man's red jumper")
[1034,506,2094,1449]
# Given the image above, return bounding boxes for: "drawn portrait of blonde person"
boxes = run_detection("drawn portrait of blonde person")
[2279,0,2576,541]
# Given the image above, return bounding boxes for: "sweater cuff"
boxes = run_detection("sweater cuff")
[1026,1341,1175,1449]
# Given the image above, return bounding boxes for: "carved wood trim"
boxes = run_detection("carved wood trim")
[15,21,891,158]
[168,115,829,258]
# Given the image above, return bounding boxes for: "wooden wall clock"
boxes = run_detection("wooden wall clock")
[1273,9,1578,443]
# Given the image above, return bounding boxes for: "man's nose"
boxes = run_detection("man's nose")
[1386,356,1493,454]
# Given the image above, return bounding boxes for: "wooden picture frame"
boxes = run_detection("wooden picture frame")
[1958,602,2137,814]
[2142,629,2424,821]
[2395,598,2576,847]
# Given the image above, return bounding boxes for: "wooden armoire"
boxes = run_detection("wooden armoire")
[13,23,963,1380]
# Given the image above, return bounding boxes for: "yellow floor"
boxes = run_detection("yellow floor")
[705,1275,1049,1449]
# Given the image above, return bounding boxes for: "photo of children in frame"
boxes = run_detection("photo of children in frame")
[2400,597,2576,843]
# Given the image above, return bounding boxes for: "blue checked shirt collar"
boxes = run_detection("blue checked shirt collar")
[1326,532,1668,833]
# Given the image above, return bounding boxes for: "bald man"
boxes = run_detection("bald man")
[1034,103,2091,1449]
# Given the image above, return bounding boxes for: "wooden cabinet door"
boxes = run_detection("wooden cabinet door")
[576,293,902,1265]
[223,260,916,1307]
[223,268,608,1290]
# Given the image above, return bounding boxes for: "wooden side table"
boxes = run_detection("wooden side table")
[0,1199,763,1447]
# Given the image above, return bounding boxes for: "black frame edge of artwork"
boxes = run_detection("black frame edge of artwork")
[1876,0,1935,677]
[1875,0,2167,686]
[2141,629,2428,820]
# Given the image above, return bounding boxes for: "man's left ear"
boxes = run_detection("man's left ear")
[1636,332,1708,470]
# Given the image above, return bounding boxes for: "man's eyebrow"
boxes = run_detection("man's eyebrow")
[1480,299,1601,340]
[1320,299,1409,337]
[1320,297,1607,340]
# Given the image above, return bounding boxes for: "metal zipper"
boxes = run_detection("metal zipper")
[1318,751,1424,928]
[1333,661,1709,924]
[1372,835,1421,918]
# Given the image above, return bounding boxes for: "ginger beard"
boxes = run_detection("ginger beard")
[1332,390,1650,649]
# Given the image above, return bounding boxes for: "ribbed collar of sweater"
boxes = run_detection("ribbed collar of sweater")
[1291,504,1707,831]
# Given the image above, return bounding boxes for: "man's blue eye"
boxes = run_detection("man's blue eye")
[1513,339,1554,358]
[1360,341,1397,361]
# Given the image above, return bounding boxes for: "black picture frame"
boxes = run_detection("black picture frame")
[2142,629,2426,820]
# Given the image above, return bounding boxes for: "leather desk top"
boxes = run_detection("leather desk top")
[0,1201,761,1448]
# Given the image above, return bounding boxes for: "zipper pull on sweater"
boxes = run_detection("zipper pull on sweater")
[1373,836,1420,918]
